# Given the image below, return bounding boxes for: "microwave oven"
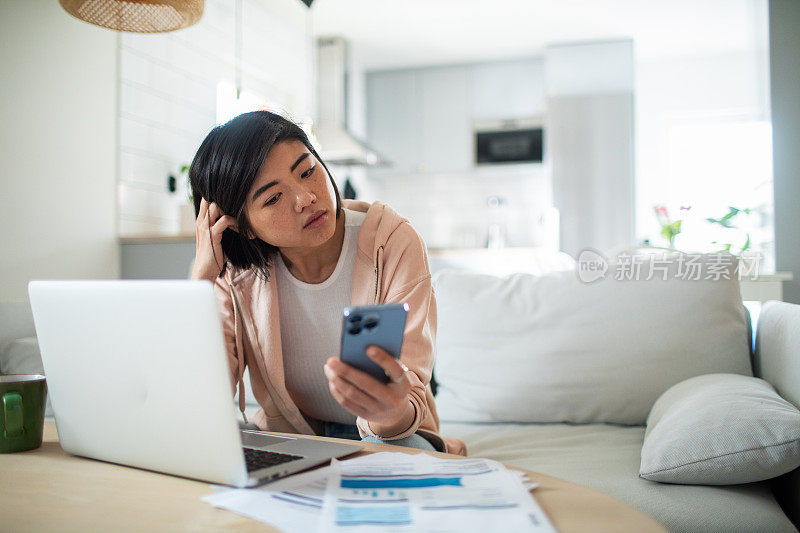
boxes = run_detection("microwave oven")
[474,117,544,165]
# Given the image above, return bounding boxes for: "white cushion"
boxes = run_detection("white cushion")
[432,256,752,425]
[428,247,575,278]
[640,373,800,484]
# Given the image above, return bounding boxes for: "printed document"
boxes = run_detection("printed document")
[319,452,555,532]
[202,451,553,532]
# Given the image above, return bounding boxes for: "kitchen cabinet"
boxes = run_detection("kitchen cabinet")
[366,66,471,176]
[468,59,546,120]
[366,60,546,179]
[419,66,471,174]
[366,70,420,178]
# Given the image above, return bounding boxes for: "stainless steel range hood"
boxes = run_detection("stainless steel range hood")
[315,37,389,167]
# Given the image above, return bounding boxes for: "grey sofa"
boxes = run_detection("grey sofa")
[2,288,798,533]
[428,262,800,533]
[438,298,800,532]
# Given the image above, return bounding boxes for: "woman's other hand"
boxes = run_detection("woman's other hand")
[190,197,239,282]
[324,346,414,430]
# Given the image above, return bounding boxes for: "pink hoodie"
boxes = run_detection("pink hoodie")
[213,199,467,456]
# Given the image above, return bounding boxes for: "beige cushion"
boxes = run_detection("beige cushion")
[640,373,800,484]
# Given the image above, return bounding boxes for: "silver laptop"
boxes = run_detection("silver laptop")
[28,279,360,488]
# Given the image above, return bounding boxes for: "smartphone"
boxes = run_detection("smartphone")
[339,302,409,383]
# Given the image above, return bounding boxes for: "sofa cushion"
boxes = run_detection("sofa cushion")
[640,373,800,484]
[432,255,752,425]
[439,421,797,533]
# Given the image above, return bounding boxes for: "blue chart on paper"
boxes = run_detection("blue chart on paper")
[340,477,463,489]
[336,505,412,526]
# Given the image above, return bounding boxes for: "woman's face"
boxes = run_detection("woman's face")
[242,139,338,249]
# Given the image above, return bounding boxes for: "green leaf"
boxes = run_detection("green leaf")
[717,243,732,253]
[740,234,751,253]
[707,216,734,228]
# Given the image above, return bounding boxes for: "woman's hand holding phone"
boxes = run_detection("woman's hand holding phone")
[324,347,413,430]
[190,197,239,282]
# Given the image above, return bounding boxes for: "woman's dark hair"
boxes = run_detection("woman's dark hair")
[189,110,342,281]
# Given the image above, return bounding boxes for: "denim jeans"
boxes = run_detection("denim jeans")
[322,420,439,452]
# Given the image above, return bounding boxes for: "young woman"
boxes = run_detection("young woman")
[189,111,466,456]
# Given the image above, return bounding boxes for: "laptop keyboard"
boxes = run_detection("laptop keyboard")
[243,447,304,472]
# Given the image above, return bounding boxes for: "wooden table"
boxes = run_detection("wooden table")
[0,422,667,532]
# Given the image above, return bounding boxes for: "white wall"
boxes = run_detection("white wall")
[0,0,119,301]
[769,0,800,304]
[118,0,313,236]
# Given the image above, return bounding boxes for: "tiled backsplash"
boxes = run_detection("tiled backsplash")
[118,0,312,236]
[371,165,557,251]
[362,58,558,251]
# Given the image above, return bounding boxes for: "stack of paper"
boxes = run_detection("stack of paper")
[203,452,555,532]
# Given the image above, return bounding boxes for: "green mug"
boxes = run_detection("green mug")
[0,374,47,453]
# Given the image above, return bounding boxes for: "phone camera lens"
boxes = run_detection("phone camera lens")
[348,326,362,335]
[363,314,379,331]
[348,314,362,324]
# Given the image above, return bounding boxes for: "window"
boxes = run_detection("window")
[642,118,774,272]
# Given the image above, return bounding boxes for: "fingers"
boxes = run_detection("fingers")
[212,214,238,235]
[197,197,216,230]
[199,198,225,224]
[328,358,398,402]
[326,373,382,418]
[198,197,209,220]
[324,354,413,425]
[191,198,236,282]
[325,357,410,407]
[208,201,220,224]
[325,359,383,402]
[366,346,407,383]
[199,200,237,233]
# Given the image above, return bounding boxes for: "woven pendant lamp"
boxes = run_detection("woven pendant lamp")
[59,0,204,33]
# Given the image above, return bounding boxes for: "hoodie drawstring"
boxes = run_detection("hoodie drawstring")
[226,269,248,425]
[374,244,384,304]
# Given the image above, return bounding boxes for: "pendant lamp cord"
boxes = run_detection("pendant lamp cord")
[235,0,242,99]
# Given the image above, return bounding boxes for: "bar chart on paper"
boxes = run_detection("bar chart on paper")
[203,452,552,532]
[320,453,555,532]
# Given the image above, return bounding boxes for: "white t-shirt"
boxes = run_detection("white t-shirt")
[277,207,367,425]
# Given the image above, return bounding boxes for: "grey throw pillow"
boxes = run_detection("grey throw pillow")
[640,373,800,484]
